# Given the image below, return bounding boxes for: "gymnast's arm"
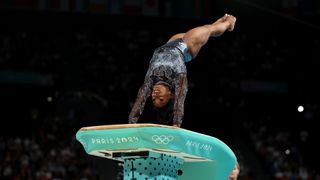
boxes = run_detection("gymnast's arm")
[128,72,153,124]
[172,73,188,127]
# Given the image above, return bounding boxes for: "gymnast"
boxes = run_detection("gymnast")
[129,13,237,127]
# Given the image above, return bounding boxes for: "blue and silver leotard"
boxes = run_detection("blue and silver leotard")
[129,39,193,126]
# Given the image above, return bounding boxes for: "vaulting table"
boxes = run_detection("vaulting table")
[76,123,237,180]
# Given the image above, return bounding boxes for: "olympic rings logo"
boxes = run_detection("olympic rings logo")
[151,135,174,144]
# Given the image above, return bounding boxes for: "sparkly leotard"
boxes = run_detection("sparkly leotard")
[129,39,193,126]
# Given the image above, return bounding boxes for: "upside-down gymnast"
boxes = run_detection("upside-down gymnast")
[129,13,237,127]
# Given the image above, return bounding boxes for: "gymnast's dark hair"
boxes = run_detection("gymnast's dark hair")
[153,98,174,125]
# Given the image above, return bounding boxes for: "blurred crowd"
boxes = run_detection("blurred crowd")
[0,116,100,180]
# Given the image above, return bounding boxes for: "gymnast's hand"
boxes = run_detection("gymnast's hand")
[128,117,138,124]
[173,124,181,128]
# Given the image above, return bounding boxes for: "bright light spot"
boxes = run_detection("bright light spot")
[285,149,290,155]
[47,96,53,102]
[297,105,304,112]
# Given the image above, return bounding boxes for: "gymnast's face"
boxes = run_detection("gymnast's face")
[152,84,172,108]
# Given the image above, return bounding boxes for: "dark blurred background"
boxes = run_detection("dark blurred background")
[0,0,319,179]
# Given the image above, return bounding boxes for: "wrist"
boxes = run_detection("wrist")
[129,117,138,124]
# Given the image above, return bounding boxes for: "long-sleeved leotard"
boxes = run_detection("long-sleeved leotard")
[129,39,191,126]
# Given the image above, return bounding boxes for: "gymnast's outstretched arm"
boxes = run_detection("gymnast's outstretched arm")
[129,72,153,123]
[172,74,188,127]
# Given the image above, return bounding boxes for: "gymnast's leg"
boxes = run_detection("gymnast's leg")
[168,14,236,58]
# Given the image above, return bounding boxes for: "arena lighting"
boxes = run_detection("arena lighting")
[285,149,290,155]
[47,96,53,102]
[297,105,304,112]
